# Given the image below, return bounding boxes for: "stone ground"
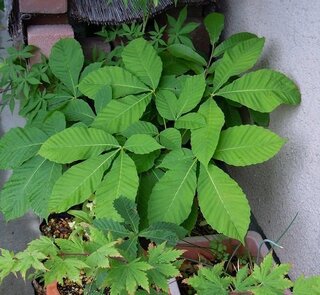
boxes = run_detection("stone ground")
[0,11,40,295]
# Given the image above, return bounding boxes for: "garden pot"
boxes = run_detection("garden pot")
[45,279,180,295]
[176,231,292,295]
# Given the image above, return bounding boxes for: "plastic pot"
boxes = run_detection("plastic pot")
[45,279,180,295]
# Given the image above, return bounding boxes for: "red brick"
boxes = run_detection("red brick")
[27,24,74,64]
[19,0,67,14]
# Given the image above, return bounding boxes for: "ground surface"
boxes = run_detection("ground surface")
[221,0,320,279]
[0,11,40,295]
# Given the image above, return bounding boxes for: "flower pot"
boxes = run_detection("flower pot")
[45,279,181,295]
[176,231,292,295]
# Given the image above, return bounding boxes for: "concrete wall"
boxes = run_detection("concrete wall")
[221,0,320,279]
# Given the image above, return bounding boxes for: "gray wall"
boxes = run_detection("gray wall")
[221,0,320,279]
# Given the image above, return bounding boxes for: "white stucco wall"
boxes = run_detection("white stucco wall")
[221,0,320,279]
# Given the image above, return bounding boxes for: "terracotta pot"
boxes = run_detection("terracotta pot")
[176,231,292,295]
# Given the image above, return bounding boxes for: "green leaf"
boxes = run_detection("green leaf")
[191,99,225,165]
[92,93,152,133]
[95,151,139,220]
[198,164,250,242]
[187,263,231,295]
[147,243,182,292]
[62,99,95,125]
[204,12,225,45]
[175,74,206,118]
[159,128,181,150]
[80,62,103,82]
[137,169,164,229]
[40,111,66,136]
[294,275,320,295]
[250,109,270,127]
[214,32,257,57]
[114,197,140,233]
[44,257,88,285]
[27,236,58,257]
[215,69,301,112]
[78,66,150,99]
[158,148,194,170]
[0,156,61,220]
[214,125,286,166]
[124,134,163,154]
[94,218,131,239]
[94,85,112,114]
[148,160,197,224]
[15,250,46,280]
[167,44,207,66]
[0,249,16,284]
[212,37,265,92]
[49,38,84,95]
[121,121,158,138]
[39,127,119,164]
[175,112,206,129]
[49,151,117,213]
[27,157,62,218]
[155,90,178,120]
[250,254,292,294]
[122,38,162,89]
[130,151,160,173]
[86,242,121,269]
[106,259,152,295]
[0,127,47,169]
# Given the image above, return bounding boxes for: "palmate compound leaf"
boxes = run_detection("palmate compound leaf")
[0,127,47,169]
[78,66,150,99]
[215,69,301,112]
[92,93,152,134]
[148,159,197,225]
[213,125,286,166]
[212,37,265,92]
[147,243,183,292]
[167,44,207,66]
[187,263,231,295]
[48,151,118,213]
[124,134,163,154]
[49,38,84,96]
[198,164,250,243]
[121,121,159,138]
[191,99,225,166]
[0,156,62,220]
[122,38,163,90]
[175,112,206,130]
[95,151,139,220]
[106,259,152,295]
[39,127,120,164]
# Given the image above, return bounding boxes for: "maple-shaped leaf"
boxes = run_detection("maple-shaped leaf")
[86,242,121,269]
[15,250,47,279]
[250,254,293,295]
[106,258,152,295]
[44,256,89,285]
[0,249,16,283]
[187,263,231,295]
[293,275,320,295]
[233,265,256,291]
[147,243,183,292]
[27,236,58,257]
[55,237,85,256]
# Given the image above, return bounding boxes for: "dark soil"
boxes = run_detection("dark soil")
[40,215,73,239]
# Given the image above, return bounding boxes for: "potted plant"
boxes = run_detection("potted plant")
[1,5,318,295]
